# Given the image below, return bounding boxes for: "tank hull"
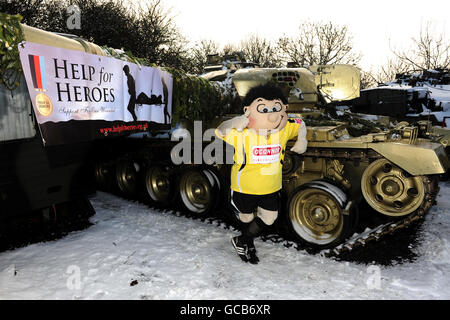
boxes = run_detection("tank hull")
[0,136,96,220]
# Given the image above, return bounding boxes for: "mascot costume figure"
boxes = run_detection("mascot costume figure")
[215,84,308,264]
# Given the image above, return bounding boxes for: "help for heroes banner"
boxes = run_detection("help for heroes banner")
[19,41,173,146]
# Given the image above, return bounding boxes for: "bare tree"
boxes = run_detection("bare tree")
[222,43,241,56]
[188,39,221,74]
[132,0,190,69]
[391,21,449,71]
[374,57,411,83]
[239,33,281,67]
[359,69,378,89]
[278,21,361,66]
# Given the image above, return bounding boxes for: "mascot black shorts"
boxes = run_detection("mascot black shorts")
[230,190,280,214]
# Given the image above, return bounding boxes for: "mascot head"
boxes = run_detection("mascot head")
[242,84,288,134]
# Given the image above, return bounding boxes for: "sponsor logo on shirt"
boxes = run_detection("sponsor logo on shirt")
[251,144,282,164]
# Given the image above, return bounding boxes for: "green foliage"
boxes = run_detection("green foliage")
[163,67,233,125]
[0,13,24,90]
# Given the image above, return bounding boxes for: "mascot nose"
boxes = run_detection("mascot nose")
[268,113,279,123]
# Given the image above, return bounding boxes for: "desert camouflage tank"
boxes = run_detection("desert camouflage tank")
[200,55,449,253]
[84,49,450,254]
[95,52,450,254]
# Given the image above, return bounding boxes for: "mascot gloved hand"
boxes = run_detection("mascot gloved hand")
[290,119,307,154]
[215,84,307,264]
[216,110,251,135]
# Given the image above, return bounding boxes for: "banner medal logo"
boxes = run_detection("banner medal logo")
[35,92,53,116]
[28,54,53,116]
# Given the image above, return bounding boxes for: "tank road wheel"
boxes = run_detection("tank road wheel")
[178,168,218,215]
[94,161,115,191]
[145,165,173,205]
[282,152,300,177]
[115,158,139,198]
[361,159,425,217]
[287,181,352,249]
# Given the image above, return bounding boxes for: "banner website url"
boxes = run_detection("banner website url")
[99,123,149,134]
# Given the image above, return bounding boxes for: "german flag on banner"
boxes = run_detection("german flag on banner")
[28,54,47,91]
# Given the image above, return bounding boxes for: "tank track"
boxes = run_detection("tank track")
[321,174,440,258]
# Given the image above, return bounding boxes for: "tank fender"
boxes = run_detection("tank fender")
[370,141,450,176]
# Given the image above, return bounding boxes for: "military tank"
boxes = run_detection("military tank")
[338,68,450,182]
[350,69,449,122]
[212,64,446,251]
[7,16,448,255]
[94,54,449,254]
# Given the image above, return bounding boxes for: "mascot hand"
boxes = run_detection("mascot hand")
[232,114,250,132]
[290,120,307,154]
[216,113,249,135]
[290,138,307,154]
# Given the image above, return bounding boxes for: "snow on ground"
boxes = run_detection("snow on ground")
[1,182,450,300]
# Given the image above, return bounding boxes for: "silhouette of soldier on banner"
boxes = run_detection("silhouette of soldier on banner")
[123,64,171,124]
[123,65,137,121]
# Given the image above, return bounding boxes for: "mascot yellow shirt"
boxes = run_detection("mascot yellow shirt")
[216,120,301,195]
